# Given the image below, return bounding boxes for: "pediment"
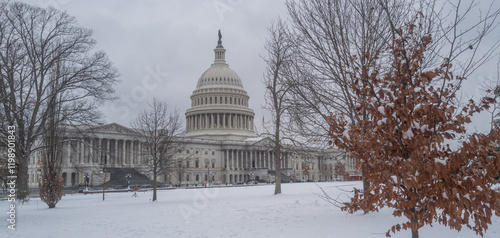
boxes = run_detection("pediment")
[245,136,274,147]
[93,123,136,135]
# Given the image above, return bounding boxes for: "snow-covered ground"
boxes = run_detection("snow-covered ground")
[2,182,499,238]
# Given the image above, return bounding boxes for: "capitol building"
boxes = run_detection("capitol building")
[26,33,358,188]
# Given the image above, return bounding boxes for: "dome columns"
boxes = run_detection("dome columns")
[186,113,254,132]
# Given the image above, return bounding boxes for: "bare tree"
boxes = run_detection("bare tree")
[38,106,64,209]
[131,98,184,201]
[262,19,297,195]
[282,0,409,205]
[0,2,118,200]
[173,157,188,186]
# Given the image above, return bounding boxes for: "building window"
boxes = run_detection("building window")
[196,175,199,181]
[205,175,208,181]
[186,174,190,181]
[212,162,215,168]
[195,160,199,168]
[186,161,190,168]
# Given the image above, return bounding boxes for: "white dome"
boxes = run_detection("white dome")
[185,31,256,141]
[196,64,244,89]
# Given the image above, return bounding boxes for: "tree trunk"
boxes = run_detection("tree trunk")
[17,155,29,200]
[274,150,282,195]
[153,170,157,201]
[412,230,419,238]
[274,118,282,195]
[362,167,370,214]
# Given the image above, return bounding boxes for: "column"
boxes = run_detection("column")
[138,142,142,164]
[236,150,239,170]
[122,140,126,166]
[223,113,226,128]
[90,138,95,164]
[65,141,70,166]
[211,114,214,128]
[100,138,104,165]
[78,140,83,164]
[266,151,269,169]
[232,150,235,170]
[113,139,117,166]
[104,139,109,165]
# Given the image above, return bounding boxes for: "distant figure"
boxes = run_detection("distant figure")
[218,30,222,42]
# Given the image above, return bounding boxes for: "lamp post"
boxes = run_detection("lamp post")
[125,173,131,189]
[205,160,210,186]
[84,173,90,191]
[101,168,109,201]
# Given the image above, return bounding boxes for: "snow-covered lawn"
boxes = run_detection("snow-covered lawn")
[2,181,499,238]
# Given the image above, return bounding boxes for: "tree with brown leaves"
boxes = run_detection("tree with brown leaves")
[333,161,350,181]
[328,16,500,238]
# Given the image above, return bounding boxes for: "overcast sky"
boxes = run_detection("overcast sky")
[16,0,500,135]
[19,0,287,132]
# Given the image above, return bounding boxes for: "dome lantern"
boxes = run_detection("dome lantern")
[214,30,226,64]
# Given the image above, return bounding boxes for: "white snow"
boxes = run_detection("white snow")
[2,182,499,238]
[377,118,387,126]
[343,129,350,140]
[378,106,385,114]
[402,128,414,139]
